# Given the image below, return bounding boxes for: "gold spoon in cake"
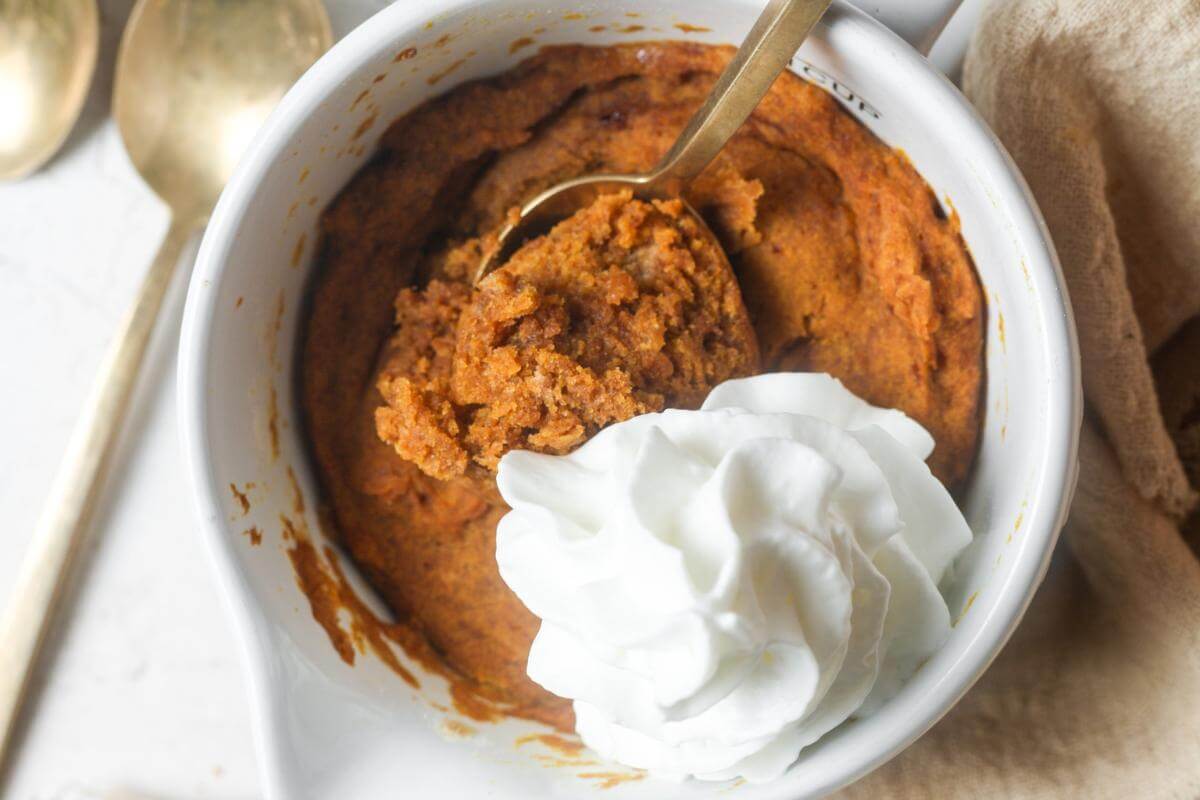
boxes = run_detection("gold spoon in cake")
[0,0,330,769]
[475,0,832,283]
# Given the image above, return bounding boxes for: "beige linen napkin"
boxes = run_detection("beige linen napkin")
[841,0,1200,796]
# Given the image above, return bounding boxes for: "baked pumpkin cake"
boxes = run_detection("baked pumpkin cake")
[299,42,984,733]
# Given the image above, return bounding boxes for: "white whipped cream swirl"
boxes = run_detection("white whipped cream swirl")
[495,373,972,783]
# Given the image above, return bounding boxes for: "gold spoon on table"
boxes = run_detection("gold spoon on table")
[0,0,99,180]
[475,0,833,284]
[0,0,331,768]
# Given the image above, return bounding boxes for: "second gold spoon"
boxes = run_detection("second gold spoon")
[0,0,331,768]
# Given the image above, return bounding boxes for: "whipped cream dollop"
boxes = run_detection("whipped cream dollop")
[495,373,972,783]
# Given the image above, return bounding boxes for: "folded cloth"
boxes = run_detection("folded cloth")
[840,0,1200,796]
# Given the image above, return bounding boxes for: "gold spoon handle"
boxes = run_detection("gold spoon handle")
[646,0,832,192]
[0,217,193,762]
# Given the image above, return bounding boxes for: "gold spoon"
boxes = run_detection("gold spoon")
[0,0,331,768]
[0,0,99,180]
[476,0,832,284]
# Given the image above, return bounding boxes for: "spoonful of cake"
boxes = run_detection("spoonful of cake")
[474,0,832,283]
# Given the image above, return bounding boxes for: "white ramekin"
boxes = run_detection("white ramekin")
[178,2,1081,798]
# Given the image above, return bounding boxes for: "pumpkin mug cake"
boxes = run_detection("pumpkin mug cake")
[299,41,983,782]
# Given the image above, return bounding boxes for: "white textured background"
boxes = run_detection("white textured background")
[0,1,985,797]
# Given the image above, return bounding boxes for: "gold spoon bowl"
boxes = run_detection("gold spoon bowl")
[0,0,99,180]
[114,0,333,224]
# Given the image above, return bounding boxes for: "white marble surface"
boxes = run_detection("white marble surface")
[0,1,986,797]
